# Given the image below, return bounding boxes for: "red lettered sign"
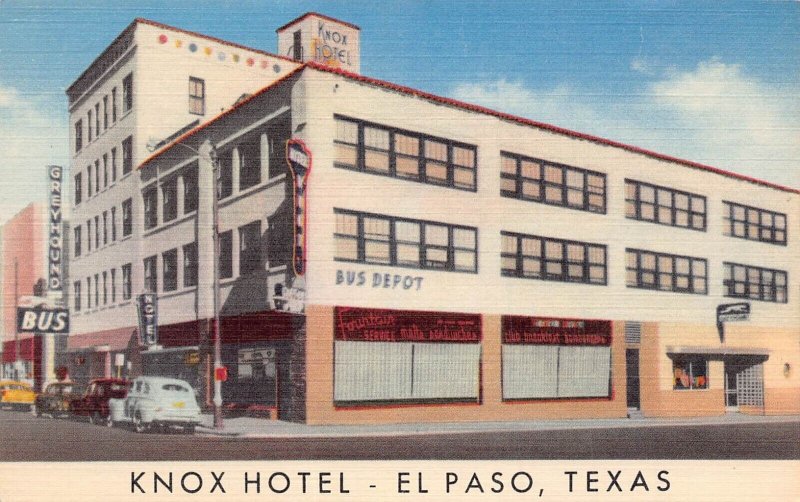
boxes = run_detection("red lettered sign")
[214,366,228,382]
[334,306,481,343]
[502,315,611,346]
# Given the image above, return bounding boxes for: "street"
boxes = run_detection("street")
[1,409,798,461]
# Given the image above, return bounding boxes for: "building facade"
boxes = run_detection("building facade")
[68,13,799,424]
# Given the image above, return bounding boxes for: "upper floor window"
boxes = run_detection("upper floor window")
[74,173,82,205]
[334,209,478,273]
[102,96,109,131]
[724,262,787,303]
[217,149,233,199]
[73,226,82,257]
[501,231,606,285]
[162,178,177,223]
[239,221,262,275]
[723,201,786,245]
[86,219,92,252]
[122,136,133,175]
[102,154,109,189]
[162,249,178,292]
[143,186,157,230]
[239,138,261,190]
[73,281,81,311]
[111,147,117,182]
[111,207,117,241]
[188,77,205,115]
[122,263,132,300]
[86,165,93,198]
[143,255,157,293]
[334,116,477,191]
[626,248,707,295]
[183,242,198,287]
[501,152,606,213]
[625,179,706,231]
[74,120,83,152]
[122,198,133,236]
[183,163,198,214]
[94,103,100,136]
[122,73,133,113]
[86,276,92,309]
[94,160,100,193]
[111,87,118,123]
[219,230,233,279]
[87,109,93,142]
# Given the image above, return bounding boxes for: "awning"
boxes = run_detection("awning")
[666,345,770,357]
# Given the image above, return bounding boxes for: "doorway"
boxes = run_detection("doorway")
[724,357,765,412]
[626,349,640,409]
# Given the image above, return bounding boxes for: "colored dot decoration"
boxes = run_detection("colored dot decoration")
[157,34,279,72]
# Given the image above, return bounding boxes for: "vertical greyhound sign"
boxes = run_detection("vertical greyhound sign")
[286,138,312,276]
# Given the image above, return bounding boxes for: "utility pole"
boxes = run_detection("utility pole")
[14,258,19,381]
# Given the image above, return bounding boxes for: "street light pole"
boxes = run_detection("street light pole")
[14,258,19,381]
[209,146,223,430]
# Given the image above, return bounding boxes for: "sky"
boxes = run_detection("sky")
[0,0,798,224]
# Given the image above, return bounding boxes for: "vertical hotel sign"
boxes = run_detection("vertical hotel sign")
[286,138,312,276]
[136,293,158,345]
[47,165,64,292]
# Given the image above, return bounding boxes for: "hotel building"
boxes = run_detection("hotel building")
[66,13,799,424]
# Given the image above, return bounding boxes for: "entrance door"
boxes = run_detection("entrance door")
[626,349,640,409]
[724,364,739,411]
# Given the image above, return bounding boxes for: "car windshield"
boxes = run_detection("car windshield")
[162,384,189,393]
[107,383,128,398]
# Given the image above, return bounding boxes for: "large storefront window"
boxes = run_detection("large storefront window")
[501,316,612,400]
[333,307,482,404]
[672,357,708,390]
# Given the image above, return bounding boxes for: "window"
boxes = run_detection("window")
[122,73,133,113]
[102,154,108,188]
[86,277,92,309]
[94,160,100,193]
[111,207,117,241]
[626,249,707,294]
[219,230,233,279]
[724,262,788,303]
[102,96,108,130]
[111,87,117,122]
[143,186,157,230]
[238,138,261,190]
[87,109,93,142]
[183,242,198,287]
[102,210,108,245]
[183,163,198,213]
[122,136,133,175]
[162,249,178,292]
[86,165,93,198]
[110,268,116,303]
[334,115,477,191]
[74,120,83,152]
[110,147,117,182]
[501,152,606,213]
[217,149,233,199]
[162,178,177,223]
[723,201,787,245]
[239,221,261,275]
[122,198,132,236]
[672,357,708,390]
[122,263,132,300]
[94,215,100,249]
[625,180,706,231]
[94,273,99,306]
[73,282,81,311]
[73,226,82,257]
[501,232,607,285]
[86,219,92,252]
[102,271,107,305]
[94,103,100,136]
[74,173,82,205]
[188,77,205,115]
[143,256,157,293]
[334,209,478,273]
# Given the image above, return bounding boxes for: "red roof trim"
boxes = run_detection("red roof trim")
[276,12,360,32]
[136,18,297,63]
[138,65,305,170]
[305,62,798,194]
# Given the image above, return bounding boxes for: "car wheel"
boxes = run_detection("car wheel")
[133,411,148,433]
[89,412,101,425]
[104,414,114,428]
[184,424,196,435]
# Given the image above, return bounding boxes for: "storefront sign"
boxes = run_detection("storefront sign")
[717,302,750,323]
[502,316,611,346]
[237,348,276,379]
[16,307,69,334]
[336,268,424,291]
[286,138,312,276]
[47,165,64,291]
[184,351,200,365]
[335,306,481,343]
[136,294,158,345]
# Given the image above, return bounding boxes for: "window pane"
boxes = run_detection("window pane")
[363,217,390,238]
[544,185,563,203]
[396,156,419,179]
[501,234,517,253]
[453,167,475,189]
[425,161,448,183]
[544,165,563,184]
[335,143,357,167]
[425,224,448,245]
[452,146,475,166]
[566,243,584,261]
[521,180,541,198]
[501,156,517,175]
[639,185,655,203]
[453,228,476,248]
[641,253,656,270]
[335,237,358,260]
[424,140,447,161]
[396,244,420,265]
[658,255,673,273]
[395,221,420,242]
[336,119,358,143]
[364,150,390,173]
[521,237,540,256]
[454,250,475,271]
[566,170,584,189]
[522,258,541,277]
[395,134,419,156]
[336,213,358,236]
[544,240,563,259]
[501,256,517,273]
[364,242,390,263]
[364,127,389,149]
[521,160,541,179]
[566,188,583,207]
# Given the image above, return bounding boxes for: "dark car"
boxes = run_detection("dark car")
[70,378,130,426]
[34,382,83,418]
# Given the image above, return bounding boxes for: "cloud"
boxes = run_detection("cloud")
[449,59,800,188]
[0,84,68,224]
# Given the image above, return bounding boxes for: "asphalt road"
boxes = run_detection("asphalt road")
[1,409,798,461]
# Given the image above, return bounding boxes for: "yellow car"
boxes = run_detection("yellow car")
[0,380,36,410]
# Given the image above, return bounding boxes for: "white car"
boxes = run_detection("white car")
[109,376,201,434]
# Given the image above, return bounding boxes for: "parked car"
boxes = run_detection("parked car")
[34,382,83,418]
[0,380,36,411]
[70,378,130,426]
[108,376,201,434]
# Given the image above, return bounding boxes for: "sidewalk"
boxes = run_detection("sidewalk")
[198,412,800,438]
